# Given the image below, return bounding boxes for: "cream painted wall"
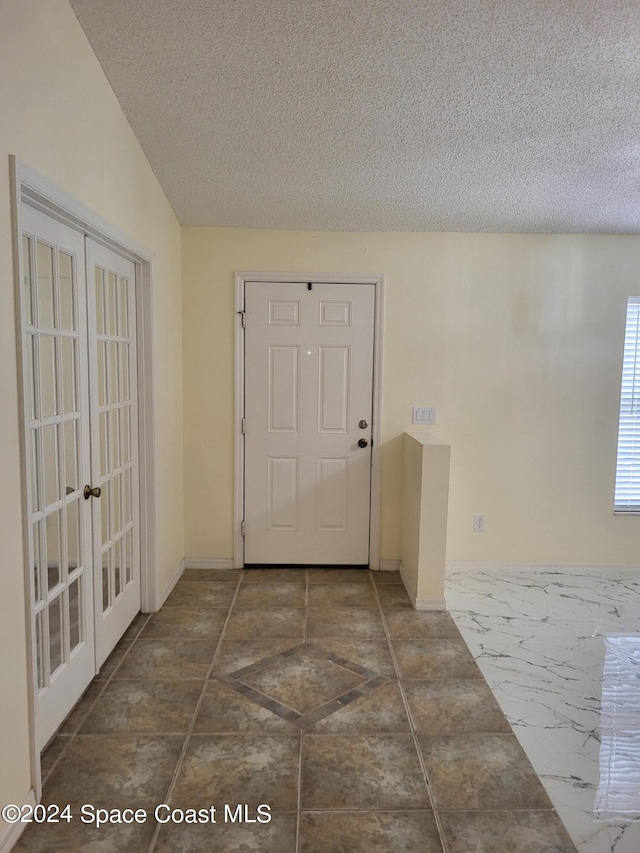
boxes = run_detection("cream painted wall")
[182,227,640,566]
[0,0,183,828]
[401,432,449,607]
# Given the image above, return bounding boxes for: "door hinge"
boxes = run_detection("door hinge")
[241,418,246,434]
[241,520,246,537]
[240,311,246,328]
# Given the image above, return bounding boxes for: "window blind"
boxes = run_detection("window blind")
[614,298,640,512]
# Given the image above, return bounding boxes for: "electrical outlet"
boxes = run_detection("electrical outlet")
[473,515,486,533]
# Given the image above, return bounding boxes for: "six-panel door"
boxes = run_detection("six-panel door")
[244,282,375,565]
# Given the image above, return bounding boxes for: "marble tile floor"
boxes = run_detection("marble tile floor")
[447,567,640,853]
[16,568,576,853]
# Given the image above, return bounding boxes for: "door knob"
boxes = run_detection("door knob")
[84,485,102,499]
[358,438,368,448]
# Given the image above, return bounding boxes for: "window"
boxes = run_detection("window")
[614,298,640,512]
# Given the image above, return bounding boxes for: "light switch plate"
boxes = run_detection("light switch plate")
[412,406,437,425]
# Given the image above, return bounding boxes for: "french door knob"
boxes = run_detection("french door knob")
[358,438,369,448]
[84,484,102,500]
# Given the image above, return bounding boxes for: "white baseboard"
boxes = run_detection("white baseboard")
[398,560,410,593]
[446,561,640,575]
[398,562,448,611]
[378,560,401,572]
[184,558,235,570]
[414,597,447,610]
[397,561,414,607]
[159,559,185,607]
[0,788,36,853]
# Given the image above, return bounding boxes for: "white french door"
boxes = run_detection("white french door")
[19,207,140,749]
[243,282,375,565]
[87,242,140,667]
[21,207,95,751]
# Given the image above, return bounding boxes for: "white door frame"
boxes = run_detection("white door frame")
[234,272,385,570]
[10,157,159,799]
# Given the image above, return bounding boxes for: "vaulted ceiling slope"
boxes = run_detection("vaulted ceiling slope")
[69,0,640,233]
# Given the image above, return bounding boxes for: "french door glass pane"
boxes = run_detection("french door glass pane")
[101,479,109,546]
[58,252,76,331]
[69,578,81,652]
[124,530,132,584]
[31,429,41,513]
[36,241,55,329]
[40,335,58,418]
[99,411,109,477]
[23,235,34,326]
[110,409,121,470]
[61,337,77,414]
[48,595,63,675]
[27,334,38,421]
[33,520,42,604]
[64,419,79,494]
[67,499,80,571]
[59,252,75,330]
[111,473,121,536]
[43,424,59,507]
[98,341,107,406]
[109,341,119,404]
[120,344,130,401]
[114,539,122,599]
[122,467,131,524]
[118,278,129,337]
[121,407,131,464]
[95,267,105,335]
[102,553,110,613]
[35,611,45,690]
[46,510,61,591]
[107,272,117,336]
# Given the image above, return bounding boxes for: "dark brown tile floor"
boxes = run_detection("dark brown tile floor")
[17,570,577,853]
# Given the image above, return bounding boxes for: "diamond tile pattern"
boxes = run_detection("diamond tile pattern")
[23,568,577,853]
[219,641,387,725]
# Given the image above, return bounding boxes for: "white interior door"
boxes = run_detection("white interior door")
[244,282,375,565]
[87,241,140,668]
[20,209,142,748]
[20,206,95,750]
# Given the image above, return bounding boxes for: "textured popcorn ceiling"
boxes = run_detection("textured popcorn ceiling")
[69,0,640,233]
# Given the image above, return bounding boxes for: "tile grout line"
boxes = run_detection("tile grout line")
[146,571,245,853]
[296,730,304,853]
[303,569,309,641]
[296,569,308,853]
[41,612,153,787]
[276,806,556,812]
[370,578,452,853]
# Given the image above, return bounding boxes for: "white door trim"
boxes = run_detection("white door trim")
[234,272,385,570]
[10,157,158,800]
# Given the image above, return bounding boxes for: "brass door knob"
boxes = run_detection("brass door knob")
[84,485,102,500]
[358,438,368,448]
